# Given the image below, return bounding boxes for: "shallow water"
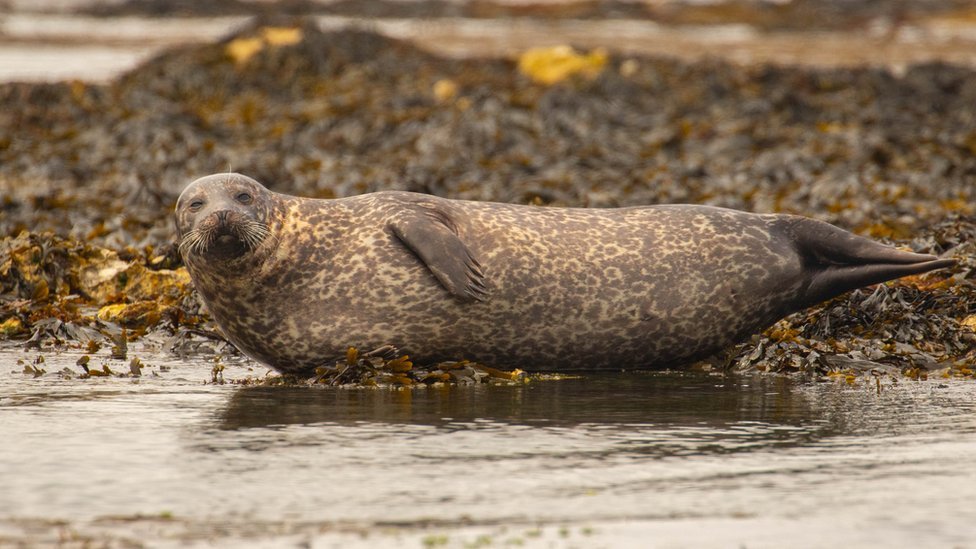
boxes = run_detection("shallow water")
[1,347,975,547]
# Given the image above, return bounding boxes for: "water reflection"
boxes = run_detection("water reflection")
[213,373,839,460]
[219,372,803,429]
[216,372,976,460]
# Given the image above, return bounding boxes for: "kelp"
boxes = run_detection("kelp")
[2,22,974,383]
[225,346,530,388]
[1,231,199,350]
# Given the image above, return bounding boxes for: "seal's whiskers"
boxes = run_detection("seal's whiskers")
[179,218,272,258]
[239,220,271,249]
[178,229,205,257]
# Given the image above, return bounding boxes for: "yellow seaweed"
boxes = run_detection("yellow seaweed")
[226,37,265,65]
[226,27,303,66]
[262,27,303,47]
[518,45,607,85]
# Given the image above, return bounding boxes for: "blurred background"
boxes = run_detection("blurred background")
[3,0,976,81]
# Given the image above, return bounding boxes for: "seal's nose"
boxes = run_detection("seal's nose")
[210,209,236,234]
[213,210,231,229]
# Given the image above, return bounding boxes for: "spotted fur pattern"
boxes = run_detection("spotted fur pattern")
[177,173,948,374]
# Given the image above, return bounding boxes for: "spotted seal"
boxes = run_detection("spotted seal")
[176,173,954,375]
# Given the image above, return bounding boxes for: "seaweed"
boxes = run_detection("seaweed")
[2,21,974,382]
[231,347,530,388]
[1,231,198,350]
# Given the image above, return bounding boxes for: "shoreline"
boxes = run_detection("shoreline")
[2,13,976,82]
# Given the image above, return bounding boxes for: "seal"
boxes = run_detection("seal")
[176,173,955,375]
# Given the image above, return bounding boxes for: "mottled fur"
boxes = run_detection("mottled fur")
[177,173,953,375]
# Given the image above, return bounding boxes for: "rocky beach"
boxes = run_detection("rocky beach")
[1,2,975,382]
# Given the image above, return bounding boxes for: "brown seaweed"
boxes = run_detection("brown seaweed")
[2,22,974,382]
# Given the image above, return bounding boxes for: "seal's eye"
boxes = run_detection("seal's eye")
[236,192,253,205]
[189,199,204,212]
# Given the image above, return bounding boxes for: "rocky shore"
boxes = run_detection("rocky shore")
[1,19,973,379]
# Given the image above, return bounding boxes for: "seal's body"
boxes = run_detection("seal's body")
[177,173,953,374]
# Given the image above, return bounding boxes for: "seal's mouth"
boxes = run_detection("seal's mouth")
[209,228,248,260]
[179,212,271,261]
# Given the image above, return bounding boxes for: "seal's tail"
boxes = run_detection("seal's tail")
[780,217,956,307]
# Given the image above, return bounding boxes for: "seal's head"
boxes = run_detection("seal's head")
[176,173,275,264]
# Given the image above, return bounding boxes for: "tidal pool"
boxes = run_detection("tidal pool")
[1,346,975,548]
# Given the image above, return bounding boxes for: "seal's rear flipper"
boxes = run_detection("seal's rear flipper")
[778,216,956,306]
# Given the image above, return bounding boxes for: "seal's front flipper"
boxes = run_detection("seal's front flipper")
[778,216,956,306]
[390,208,489,302]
